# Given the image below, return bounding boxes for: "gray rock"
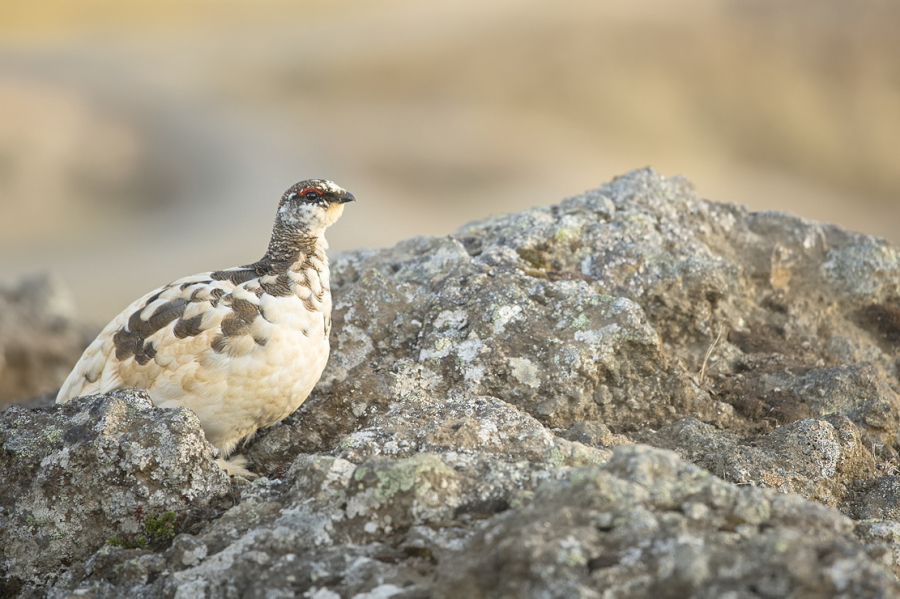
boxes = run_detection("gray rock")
[856,476,900,529]
[640,413,875,508]
[5,168,900,596]
[0,389,231,591]
[316,234,723,434]
[434,445,899,599]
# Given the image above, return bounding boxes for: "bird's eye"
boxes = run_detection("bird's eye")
[297,186,322,201]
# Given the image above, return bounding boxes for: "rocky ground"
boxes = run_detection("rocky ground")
[2,168,900,598]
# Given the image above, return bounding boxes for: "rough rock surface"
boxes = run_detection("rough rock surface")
[0,389,232,594]
[3,168,900,597]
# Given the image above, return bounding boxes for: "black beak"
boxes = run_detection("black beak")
[339,191,356,203]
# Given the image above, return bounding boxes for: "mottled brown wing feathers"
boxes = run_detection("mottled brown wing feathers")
[210,268,258,285]
[113,284,214,363]
[173,315,205,338]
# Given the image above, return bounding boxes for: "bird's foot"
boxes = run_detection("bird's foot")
[217,454,257,479]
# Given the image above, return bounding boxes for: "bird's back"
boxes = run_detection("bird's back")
[57,245,333,455]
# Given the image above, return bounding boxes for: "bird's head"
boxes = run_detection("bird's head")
[276,179,355,237]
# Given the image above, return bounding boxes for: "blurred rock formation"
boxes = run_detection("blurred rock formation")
[0,274,93,408]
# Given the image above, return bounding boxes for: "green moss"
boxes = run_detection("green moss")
[106,510,180,550]
[144,511,178,541]
[106,535,148,549]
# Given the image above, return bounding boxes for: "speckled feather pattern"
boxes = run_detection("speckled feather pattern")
[57,180,354,473]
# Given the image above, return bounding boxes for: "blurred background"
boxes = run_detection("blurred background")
[1,0,898,324]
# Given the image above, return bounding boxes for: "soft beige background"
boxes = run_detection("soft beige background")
[1,0,898,323]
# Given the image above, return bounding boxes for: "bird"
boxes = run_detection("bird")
[56,179,355,477]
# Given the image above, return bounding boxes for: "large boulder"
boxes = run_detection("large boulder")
[0,389,231,593]
[4,168,900,597]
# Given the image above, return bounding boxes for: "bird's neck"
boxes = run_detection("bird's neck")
[261,225,328,273]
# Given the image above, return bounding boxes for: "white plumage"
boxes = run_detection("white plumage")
[57,179,355,476]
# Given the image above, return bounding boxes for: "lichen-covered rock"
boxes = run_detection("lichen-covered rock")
[715,364,900,447]
[857,476,900,521]
[6,168,900,596]
[335,394,571,462]
[0,389,231,591]
[434,445,900,599]
[277,168,900,465]
[315,233,725,436]
[640,414,875,508]
[140,450,575,598]
[64,445,900,598]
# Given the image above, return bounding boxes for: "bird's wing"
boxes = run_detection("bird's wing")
[56,267,280,403]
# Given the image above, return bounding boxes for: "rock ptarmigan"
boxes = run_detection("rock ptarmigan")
[56,179,355,476]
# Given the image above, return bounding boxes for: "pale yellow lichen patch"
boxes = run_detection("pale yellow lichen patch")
[509,357,541,389]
